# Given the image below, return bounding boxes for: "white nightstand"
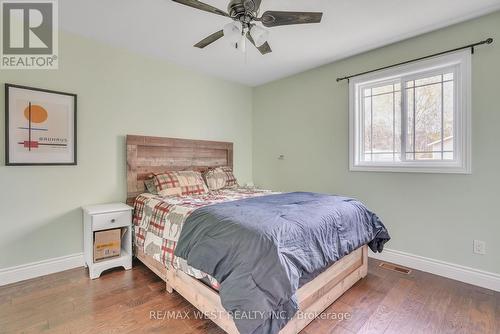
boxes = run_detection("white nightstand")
[82,203,133,279]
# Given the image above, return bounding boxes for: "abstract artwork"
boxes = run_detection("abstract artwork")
[5,84,77,165]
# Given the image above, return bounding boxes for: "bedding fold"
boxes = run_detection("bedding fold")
[174,192,390,334]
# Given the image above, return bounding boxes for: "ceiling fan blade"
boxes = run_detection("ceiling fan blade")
[243,0,262,12]
[246,32,272,55]
[194,30,224,48]
[259,11,323,27]
[172,0,229,17]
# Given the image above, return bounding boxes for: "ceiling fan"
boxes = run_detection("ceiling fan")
[172,0,323,55]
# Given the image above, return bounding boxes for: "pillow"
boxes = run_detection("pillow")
[144,178,157,195]
[203,167,238,191]
[151,171,208,196]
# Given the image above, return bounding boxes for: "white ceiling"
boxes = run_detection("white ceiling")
[60,0,500,86]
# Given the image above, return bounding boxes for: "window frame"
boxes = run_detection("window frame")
[349,50,471,174]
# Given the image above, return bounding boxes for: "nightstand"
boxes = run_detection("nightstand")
[82,203,133,279]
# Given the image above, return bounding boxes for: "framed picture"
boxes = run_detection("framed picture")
[5,84,77,166]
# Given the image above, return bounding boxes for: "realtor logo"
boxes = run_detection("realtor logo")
[1,0,58,69]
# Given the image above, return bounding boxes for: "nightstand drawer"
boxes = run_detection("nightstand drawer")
[92,210,131,231]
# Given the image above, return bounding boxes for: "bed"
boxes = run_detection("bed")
[126,135,389,334]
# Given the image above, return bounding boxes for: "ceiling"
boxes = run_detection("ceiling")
[60,0,500,86]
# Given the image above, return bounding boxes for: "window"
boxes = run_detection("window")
[349,51,471,173]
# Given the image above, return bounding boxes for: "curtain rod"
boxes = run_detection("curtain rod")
[336,38,494,83]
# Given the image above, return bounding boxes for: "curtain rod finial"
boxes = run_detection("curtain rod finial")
[486,38,494,44]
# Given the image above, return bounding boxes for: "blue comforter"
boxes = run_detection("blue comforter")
[174,192,389,334]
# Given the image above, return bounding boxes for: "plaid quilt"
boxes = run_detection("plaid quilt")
[133,188,275,289]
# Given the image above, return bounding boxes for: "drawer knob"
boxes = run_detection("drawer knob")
[110,218,116,223]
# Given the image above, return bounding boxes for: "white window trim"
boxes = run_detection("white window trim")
[349,50,471,174]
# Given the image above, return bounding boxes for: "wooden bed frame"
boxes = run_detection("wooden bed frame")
[126,135,368,334]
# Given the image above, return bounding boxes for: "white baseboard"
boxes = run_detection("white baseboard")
[370,248,500,292]
[0,253,84,286]
[1,249,498,292]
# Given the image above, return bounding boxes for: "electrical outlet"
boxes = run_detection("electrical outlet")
[473,240,486,255]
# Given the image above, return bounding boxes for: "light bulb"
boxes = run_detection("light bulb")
[236,33,246,53]
[223,21,243,43]
[250,25,269,47]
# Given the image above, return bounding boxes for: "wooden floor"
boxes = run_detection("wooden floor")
[1,259,498,334]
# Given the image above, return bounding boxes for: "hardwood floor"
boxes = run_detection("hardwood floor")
[1,259,498,334]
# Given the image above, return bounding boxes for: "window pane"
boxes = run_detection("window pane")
[415,152,439,160]
[405,73,455,162]
[443,152,453,160]
[364,97,372,158]
[443,81,454,160]
[443,72,454,81]
[414,83,442,160]
[415,75,442,87]
[394,92,401,157]
[372,153,395,162]
[372,93,394,153]
[372,84,394,95]
[361,83,401,162]
[406,87,414,156]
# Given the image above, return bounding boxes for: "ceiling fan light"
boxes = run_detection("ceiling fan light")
[236,34,246,53]
[223,21,243,43]
[250,25,269,47]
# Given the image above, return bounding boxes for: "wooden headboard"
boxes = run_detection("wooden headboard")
[126,135,233,205]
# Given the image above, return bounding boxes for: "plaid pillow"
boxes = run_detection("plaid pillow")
[151,171,208,196]
[203,167,238,191]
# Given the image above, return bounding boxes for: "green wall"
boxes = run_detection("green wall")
[0,32,253,268]
[253,11,500,275]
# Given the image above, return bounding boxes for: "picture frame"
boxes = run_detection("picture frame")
[5,84,77,166]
